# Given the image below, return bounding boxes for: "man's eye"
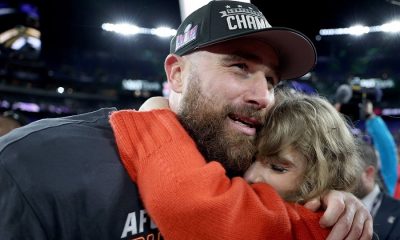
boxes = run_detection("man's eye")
[270,164,288,173]
[232,63,248,70]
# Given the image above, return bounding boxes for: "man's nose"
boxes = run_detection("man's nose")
[243,72,273,109]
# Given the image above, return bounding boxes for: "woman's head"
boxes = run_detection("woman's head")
[246,89,361,202]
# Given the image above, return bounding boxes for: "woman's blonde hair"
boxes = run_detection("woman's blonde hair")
[257,89,361,202]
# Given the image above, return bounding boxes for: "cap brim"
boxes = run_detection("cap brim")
[196,27,317,81]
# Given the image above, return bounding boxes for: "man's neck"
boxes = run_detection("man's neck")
[361,184,381,216]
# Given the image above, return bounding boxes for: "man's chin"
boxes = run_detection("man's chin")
[225,142,255,171]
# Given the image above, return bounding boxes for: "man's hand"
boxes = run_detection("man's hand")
[304,190,373,240]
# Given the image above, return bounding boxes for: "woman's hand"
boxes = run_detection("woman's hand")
[139,96,170,111]
[304,190,373,240]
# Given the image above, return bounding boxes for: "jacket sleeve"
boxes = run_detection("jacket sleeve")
[0,162,47,239]
[110,110,329,240]
[366,116,399,196]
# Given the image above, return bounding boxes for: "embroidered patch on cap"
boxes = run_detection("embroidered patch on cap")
[219,4,271,31]
[175,24,198,51]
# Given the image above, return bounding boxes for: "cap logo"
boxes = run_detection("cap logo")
[220,5,271,31]
[175,24,198,52]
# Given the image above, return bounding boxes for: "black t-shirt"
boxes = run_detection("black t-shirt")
[0,108,162,239]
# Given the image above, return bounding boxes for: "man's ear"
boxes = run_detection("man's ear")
[364,166,376,183]
[165,54,184,93]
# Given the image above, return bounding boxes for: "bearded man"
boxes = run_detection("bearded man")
[0,1,372,239]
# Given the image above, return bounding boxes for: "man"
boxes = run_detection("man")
[354,140,400,240]
[0,1,372,239]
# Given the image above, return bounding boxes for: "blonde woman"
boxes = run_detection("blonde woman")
[244,90,360,203]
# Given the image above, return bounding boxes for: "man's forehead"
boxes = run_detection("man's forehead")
[222,51,265,64]
[207,37,275,50]
[220,47,280,75]
[211,39,278,61]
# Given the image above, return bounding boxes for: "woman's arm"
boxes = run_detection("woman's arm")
[110,109,328,240]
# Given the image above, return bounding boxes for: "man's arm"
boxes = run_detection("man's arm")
[0,163,47,239]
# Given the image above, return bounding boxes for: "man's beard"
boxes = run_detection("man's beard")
[352,179,370,199]
[176,72,262,176]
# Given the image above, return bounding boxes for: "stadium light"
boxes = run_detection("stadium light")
[379,20,400,33]
[319,19,400,37]
[102,23,176,38]
[151,27,177,38]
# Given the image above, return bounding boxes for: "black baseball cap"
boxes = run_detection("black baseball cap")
[170,0,317,81]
